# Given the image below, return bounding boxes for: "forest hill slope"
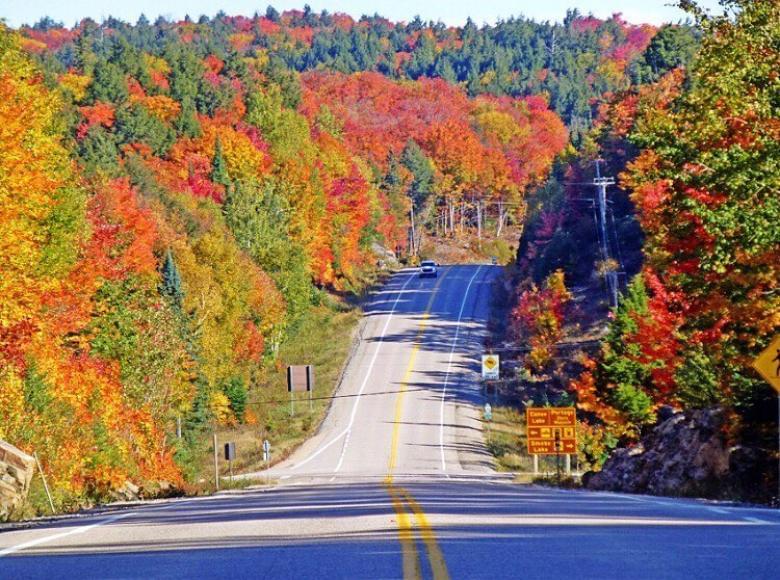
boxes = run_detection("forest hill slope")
[0,11,569,512]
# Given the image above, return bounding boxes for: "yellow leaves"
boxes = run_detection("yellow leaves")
[0,31,79,329]
[209,391,233,425]
[135,94,181,122]
[142,53,171,76]
[58,71,91,102]
[0,367,25,441]
[473,107,526,146]
[195,124,272,184]
[229,32,254,51]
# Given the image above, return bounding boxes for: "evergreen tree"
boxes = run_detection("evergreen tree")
[265,5,280,22]
[175,95,201,138]
[400,139,434,207]
[210,137,230,187]
[160,249,184,307]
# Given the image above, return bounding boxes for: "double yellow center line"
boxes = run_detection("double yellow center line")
[385,270,450,580]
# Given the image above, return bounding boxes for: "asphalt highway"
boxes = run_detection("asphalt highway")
[1,266,778,579]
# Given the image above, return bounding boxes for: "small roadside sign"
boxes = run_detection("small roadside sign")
[484,403,493,422]
[263,439,271,462]
[482,354,500,380]
[754,335,780,502]
[287,365,315,392]
[753,335,780,394]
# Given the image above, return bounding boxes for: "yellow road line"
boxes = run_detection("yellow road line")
[385,269,450,580]
[386,484,422,579]
[399,488,450,580]
[386,269,447,478]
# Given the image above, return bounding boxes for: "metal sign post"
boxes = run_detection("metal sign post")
[33,451,54,514]
[213,432,219,491]
[484,403,493,439]
[263,439,271,486]
[224,442,236,482]
[288,365,315,417]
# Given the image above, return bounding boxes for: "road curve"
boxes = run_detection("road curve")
[266,265,498,483]
[2,265,779,579]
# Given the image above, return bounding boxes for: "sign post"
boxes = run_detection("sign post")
[752,335,780,503]
[224,442,236,482]
[526,407,577,477]
[263,439,271,485]
[287,365,315,416]
[213,432,219,491]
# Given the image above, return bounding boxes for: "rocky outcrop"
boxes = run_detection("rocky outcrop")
[586,408,774,501]
[0,440,36,519]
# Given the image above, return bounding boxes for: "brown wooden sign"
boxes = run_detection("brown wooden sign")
[526,407,577,455]
[287,365,314,392]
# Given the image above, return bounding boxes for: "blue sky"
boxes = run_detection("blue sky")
[4,0,724,28]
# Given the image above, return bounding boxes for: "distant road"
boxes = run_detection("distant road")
[2,266,778,579]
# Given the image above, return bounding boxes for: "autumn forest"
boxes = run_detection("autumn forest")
[0,0,777,509]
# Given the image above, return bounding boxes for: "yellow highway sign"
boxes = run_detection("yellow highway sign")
[753,335,780,394]
[481,354,500,379]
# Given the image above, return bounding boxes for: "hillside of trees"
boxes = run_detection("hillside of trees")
[508,0,778,500]
[0,7,576,507]
[3,0,774,508]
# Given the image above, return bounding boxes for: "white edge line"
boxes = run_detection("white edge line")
[0,493,215,558]
[0,511,135,558]
[743,516,773,525]
[440,266,483,475]
[291,271,416,472]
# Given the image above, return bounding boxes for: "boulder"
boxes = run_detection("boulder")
[0,440,36,519]
[586,408,739,498]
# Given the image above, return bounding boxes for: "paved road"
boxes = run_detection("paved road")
[267,265,497,481]
[2,266,779,579]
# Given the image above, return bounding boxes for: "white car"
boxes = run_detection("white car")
[419,260,438,278]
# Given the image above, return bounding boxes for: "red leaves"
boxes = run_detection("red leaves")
[84,178,158,281]
[203,54,224,75]
[76,102,115,139]
[236,321,265,363]
[510,271,572,372]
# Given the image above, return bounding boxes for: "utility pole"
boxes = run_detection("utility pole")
[593,160,618,309]
[409,203,417,258]
[213,432,220,491]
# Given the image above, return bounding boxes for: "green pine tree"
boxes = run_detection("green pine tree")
[160,249,184,307]
[210,137,230,187]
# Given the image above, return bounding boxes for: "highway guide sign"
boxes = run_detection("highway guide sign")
[482,354,500,380]
[752,335,780,394]
[526,407,577,455]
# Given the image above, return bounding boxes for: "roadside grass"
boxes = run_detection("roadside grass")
[205,294,363,483]
[484,405,528,473]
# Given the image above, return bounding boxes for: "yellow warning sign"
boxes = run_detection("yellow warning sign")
[481,354,500,379]
[753,335,780,394]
